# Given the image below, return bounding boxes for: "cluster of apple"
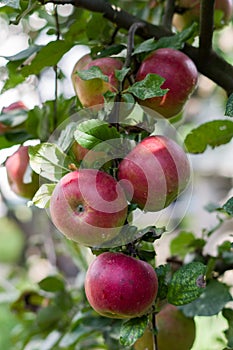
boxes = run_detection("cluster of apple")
[72,47,198,119]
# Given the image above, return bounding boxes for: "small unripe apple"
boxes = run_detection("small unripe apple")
[72,54,123,109]
[5,145,39,199]
[117,135,190,212]
[135,48,198,118]
[156,303,196,350]
[49,169,128,247]
[0,101,27,134]
[133,326,154,350]
[173,0,233,31]
[85,252,158,319]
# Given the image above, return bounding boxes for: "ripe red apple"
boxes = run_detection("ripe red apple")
[156,303,196,350]
[135,48,198,118]
[85,252,158,318]
[173,0,233,31]
[72,54,123,109]
[0,101,27,134]
[117,135,190,212]
[5,145,39,199]
[49,169,128,247]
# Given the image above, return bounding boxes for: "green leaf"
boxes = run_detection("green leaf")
[120,316,148,347]
[74,119,120,151]
[170,231,196,259]
[184,120,233,153]
[225,93,233,117]
[37,305,63,330]
[223,308,233,348]
[0,110,27,127]
[39,275,65,292]
[133,23,198,55]
[222,197,233,216]
[180,280,233,317]
[28,143,72,182]
[127,74,168,100]
[20,40,73,77]
[115,67,131,83]
[29,183,56,209]
[3,60,25,91]
[4,45,42,61]
[155,264,171,300]
[77,66,109,82]
[167,262,206,306]
[96,44,126,58]
[0,0,20,9]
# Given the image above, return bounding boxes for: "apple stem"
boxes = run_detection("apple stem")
[124,21,145,69]
[152,312,159,350]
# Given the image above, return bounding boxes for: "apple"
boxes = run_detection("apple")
[173,0,233,31]
[71,54,123,109]
[49,169,128,247]
[5,145,39,199]
[0,101,27,134]
[117,135,190,212]
[133,326,154,350]
[84,252,158,318]
[156,303,196,350]
[135,48,198,118]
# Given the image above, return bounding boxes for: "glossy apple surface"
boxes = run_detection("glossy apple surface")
[5,145,39,199]
[117,135,190,212]
[174,0,233,31]
[85,252,158,318]
[135,48,198,118]
[72,54,123,109]
[157,303,196,350]
[49,169,128,246]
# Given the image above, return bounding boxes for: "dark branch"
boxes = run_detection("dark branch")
[42,0,233,95]
[162,0,176,30]
[199,0,215,59]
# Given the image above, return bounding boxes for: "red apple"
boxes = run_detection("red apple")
[0,101,27,134]
[135,48,198,118]
[72,54,123,109]
[156,303,196,350]
[173,0,233,31]
[117,135,190,212]
[85,252,158,318]
[49,169,128,247]
[5,145,39,199]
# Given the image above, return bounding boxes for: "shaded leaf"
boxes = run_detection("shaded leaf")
[167,262,206,305]
[28,143,72,182]
[37,305,63,330]
[120,316,148,347]
[4,45,42,61]
[29,183,55,209]
[180,280,233,317]
[0,0,20,9]
[225,93,233,117]
[170,231,196,259]
[20,40,73,77]
[39,276,65,292]
[115,67,131,83]
[184,120,233,153]
[127,74,168,100]
[222,197,233,216]
[133,23,197,55]
[223,308,233,348]
[155,264,172,300]
[74,119,120,151]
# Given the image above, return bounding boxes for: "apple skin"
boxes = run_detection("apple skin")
[135,48,198,118]
[49,169,128,247]
[133,326,154,350]
[72,54,123,109]
[174,0,233,31]
[0,101,27,134]
[5,145,39,199]
[117,135,190,212]
[72,141,110,169]
[85,252,158,319]
[156,303,196,350]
